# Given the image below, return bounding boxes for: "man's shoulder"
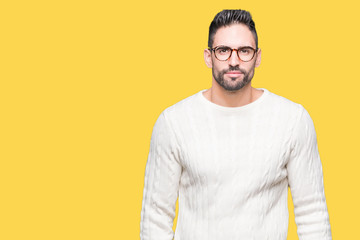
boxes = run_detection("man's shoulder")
[163,90,199,112]
[263,89,308,126]
[266,89,303,112]
[160,90,200,120]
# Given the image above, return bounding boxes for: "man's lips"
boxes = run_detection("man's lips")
[225,71,243,77]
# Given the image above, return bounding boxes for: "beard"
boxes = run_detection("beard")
[212,65,255,92]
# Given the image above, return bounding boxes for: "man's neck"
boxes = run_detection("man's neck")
[203,84,263,108]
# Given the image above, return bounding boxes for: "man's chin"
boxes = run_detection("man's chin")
[224,78,251,91]
[223,83,245,91]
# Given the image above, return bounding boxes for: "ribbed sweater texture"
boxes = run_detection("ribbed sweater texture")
[140,88,332,240]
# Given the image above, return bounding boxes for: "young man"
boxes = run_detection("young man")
[140,9,332,240]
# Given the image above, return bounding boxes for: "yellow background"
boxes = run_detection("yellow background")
[1,0,359,239]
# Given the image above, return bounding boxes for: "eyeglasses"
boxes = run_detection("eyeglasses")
[209,46,258,62]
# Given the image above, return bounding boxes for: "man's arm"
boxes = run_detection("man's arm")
[286,105,332,240]
[140,111,182,240]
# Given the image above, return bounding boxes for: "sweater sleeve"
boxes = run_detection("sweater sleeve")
[140,111,182,240]
[286,105,332,240]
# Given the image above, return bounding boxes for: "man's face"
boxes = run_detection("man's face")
[204,23,261,92]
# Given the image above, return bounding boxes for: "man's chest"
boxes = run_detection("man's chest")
[177,117,292,189]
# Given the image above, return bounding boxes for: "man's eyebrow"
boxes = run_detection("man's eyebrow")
[215,45,254,48]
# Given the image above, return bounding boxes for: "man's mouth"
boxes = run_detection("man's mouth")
[225,71,243,77]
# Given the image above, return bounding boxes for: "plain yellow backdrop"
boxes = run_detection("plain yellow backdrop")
[1,0,359,239]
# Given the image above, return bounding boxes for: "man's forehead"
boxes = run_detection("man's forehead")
[212,23,256,48]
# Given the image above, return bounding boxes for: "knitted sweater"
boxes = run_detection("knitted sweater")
[140,88,332,240]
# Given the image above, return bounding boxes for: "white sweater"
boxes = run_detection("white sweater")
[140,88,332,240]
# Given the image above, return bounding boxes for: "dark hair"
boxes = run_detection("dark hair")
[208,9,258,49]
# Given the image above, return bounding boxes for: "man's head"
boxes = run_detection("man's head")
[204,9,261,92]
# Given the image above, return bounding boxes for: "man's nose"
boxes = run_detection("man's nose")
[228,49,241,66]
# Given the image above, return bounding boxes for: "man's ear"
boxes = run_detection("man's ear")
[204,49,213,68]
[255,48,261,68]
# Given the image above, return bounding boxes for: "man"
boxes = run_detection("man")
[140,9,332,240]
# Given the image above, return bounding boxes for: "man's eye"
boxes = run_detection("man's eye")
[217,48,230,55]
[239,48,254,55]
